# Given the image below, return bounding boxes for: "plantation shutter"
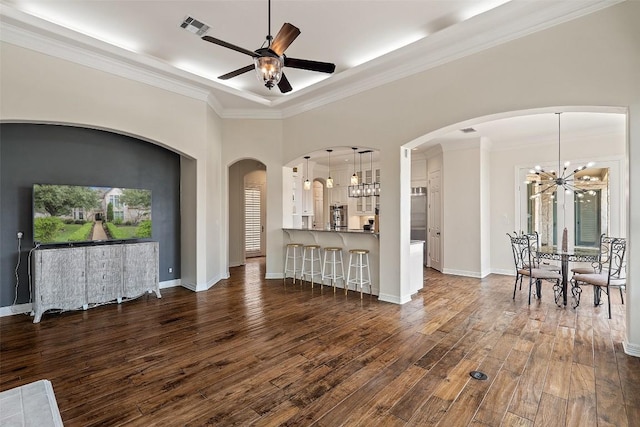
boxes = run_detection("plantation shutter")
[245,187,261,254]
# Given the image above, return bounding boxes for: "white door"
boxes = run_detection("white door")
[428,170,442,271]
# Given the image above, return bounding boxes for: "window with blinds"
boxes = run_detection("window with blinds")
[245,187,262,254]
[575,189,601,246]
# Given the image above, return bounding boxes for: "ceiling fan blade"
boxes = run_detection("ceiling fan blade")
[284,57,336,74]
[270,23,301,56]
[277,73,293,93]
[202,35,258,58]
[218,64,255,80]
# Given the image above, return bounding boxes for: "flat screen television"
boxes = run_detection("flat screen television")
[33,184,152,245]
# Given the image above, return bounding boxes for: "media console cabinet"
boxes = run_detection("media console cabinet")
[32,241,160,323]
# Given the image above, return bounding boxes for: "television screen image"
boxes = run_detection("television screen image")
[33,184,152,245]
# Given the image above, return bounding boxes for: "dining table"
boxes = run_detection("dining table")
[535,246,600,306]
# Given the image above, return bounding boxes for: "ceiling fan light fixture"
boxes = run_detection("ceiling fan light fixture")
[254,55,283,89]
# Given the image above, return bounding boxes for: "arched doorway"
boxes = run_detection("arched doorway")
[313,179,325,229]
[228,159,267,267]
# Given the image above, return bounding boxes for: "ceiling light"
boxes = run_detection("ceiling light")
[326,149,334,189]
[528,113,595,199]
[254,54,284,90]
[350,147,359,185]
[303,156,311,191]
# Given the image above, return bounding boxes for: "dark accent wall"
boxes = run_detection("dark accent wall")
[0,124,181,307]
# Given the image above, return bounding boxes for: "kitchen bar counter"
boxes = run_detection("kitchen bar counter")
[283,227,378,235]
[282,228,379,295]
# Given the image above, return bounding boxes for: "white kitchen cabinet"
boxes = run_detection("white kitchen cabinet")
[329,168,348,205]
[353,167,380,214]
[412,157,428,187]
[301,181,314,215]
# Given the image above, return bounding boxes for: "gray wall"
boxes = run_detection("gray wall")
[0,123,181,306]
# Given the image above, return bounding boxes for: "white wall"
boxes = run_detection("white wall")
[443,142,482,277]
[221,119,284,279]
[480,138,491,277]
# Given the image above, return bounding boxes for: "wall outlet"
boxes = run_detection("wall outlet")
[168,267,173,273]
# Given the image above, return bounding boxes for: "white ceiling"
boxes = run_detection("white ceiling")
[0,0,622,117]
[0,0,626,165]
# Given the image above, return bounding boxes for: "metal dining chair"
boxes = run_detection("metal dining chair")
[522,231,561,272]
[570,233,611,276]
[508,234,562,304]
[571,237,626,319]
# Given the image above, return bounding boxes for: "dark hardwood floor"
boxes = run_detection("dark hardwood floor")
[1,257,639,426]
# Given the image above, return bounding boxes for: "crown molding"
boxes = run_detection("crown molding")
[276,0,624,118]
[1,0,624,120]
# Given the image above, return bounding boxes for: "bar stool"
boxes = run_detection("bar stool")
[346,249,372,298]
[301,244,323,288]
[283,243,304,284]
[321,247,345,294]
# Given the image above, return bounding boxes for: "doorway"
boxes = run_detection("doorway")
[313,180,324,229]
[228,160,266,267]
[428,169,442,271]
[244,185,264,257]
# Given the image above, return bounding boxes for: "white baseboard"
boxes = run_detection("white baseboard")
[0,303,33,317]
[265,273,284,279]
[492,269,515,276]
[159,279,181,289]
[623,340,640,358]
[378,293,411,305]
[442,268,483,278]
[181,282,197,292]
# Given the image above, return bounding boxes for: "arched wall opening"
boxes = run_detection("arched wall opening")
[0,122,183,306]
[228,159,267,267]
[405,106,627,279]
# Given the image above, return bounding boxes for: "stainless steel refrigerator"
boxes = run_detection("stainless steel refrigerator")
[410,187,428,266]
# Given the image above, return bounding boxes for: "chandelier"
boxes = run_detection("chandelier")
[528,113,595,199]
[348,149,380,198]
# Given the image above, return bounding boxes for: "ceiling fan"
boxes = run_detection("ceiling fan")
[201,0,336,93]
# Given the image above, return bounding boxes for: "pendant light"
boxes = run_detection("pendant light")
[326,149,334,188]
[356,151,364,196]
[350,147,359,185]
[303,156,311,191]
[528,113,595,198]
[365,150,374,196]
[370,150,380,197]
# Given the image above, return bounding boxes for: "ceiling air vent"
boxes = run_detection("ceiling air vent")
[460,127,477,134]
[180,16,210,36]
